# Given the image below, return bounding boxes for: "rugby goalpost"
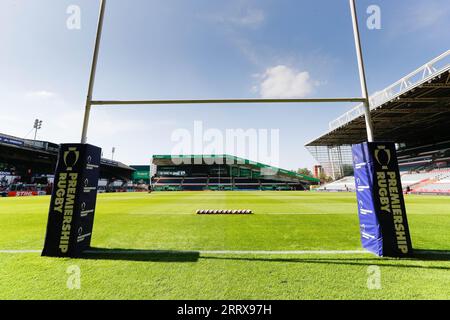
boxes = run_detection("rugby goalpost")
[42,0,413,258]
[80,0,374,144]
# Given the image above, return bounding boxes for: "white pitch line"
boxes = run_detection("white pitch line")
[198,250,368,255]
[3,249,449,256]
[0,250,41,253]
[0,249,368,255]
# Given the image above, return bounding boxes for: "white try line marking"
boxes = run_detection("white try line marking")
[2,249,448,256]
[195,250,368,255]
[0,249,369,255]
[0,250,41,253]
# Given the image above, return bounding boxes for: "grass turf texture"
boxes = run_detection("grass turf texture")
[0,191,449,299]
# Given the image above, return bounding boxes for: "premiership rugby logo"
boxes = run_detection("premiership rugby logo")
[374,145,391,169]
[63,147,80,171]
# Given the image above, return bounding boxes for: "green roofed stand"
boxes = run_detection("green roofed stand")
[152,154,320,184]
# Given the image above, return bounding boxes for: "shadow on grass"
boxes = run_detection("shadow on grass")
[199,250,450,270]
[412,249,450,261]
[77,248,450,269]
[80,247,200,262]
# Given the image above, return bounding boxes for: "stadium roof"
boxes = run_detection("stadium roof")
[152,154,320,183]
[306,50,450,148]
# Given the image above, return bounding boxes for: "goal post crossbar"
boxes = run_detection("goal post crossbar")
[81,0,374,144]
[90,98,367,106]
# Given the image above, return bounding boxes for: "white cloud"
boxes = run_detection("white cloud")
[231,8,265,28]
[258,65,315,99]
[232,37,262,66]
[207,8,265,29]
[26,90,56,99]
[407,1,450,30]
[389,1,450,39]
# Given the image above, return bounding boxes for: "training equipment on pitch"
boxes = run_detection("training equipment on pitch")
[42,144,101,257]
[352,142,413,257]
[196,209,253,215]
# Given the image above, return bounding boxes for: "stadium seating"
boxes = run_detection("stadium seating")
[400,172,440,188]
[153,185,182,191]
[413,172,450,193]
[209,177,232,184]
[183,177,207,184]
[317,169,450,194]
[156,177,184,184]
[181,177,208,190]
[206,185,233,191]
[415,182,450,193]
[317,176,355,192]
[151,177,184,191]
[150,176,296,191]
[260,179,283,183]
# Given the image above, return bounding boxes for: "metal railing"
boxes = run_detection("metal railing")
[329,50,450,131]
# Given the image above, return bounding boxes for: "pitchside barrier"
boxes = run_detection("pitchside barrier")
[42,144,101,257]
[352,142,413,257]
[40,0,415,258]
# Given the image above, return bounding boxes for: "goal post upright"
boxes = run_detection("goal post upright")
[42,0,106,258]
[81,0,106,145]
[349,0,374,142]
[349,0,413,257]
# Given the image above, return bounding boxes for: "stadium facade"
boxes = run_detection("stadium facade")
[0,132,135,195]
[130,165,151,184]
[151,155,319,191]
[307,50,450,179]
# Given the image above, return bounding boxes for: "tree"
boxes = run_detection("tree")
[319,171,333,183]
[297,168,313,177]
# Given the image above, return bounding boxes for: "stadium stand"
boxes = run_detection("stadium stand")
[400,171,441,188]
[209,177,232,184]
[415,181,450,194]
[151,154,319,191]
[181,177,209,191]
[412,170,450,194]
[130,165,151,184]
[183,177,208,184]
[317,176,356,192]
[151,176,184,191]
[0,132,135,196]
[318,169,450,194]
[306,50,450,181]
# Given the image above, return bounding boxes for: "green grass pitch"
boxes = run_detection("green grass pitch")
[0,191,449,300]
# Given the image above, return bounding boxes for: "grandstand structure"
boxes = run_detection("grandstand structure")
[307,50,450,191]
[414,174,450,194]
[151,155,319,191]
[316,176,356,192]
[317,169,450,194]
[0,132,134,195]
[130,165,151,184]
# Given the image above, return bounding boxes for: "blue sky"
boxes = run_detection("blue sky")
[1,0,449,171]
